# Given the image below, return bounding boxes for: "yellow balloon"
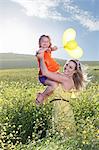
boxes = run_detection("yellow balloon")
[64,40,78,50]
[67,46,83,59]
[62,28,76,46]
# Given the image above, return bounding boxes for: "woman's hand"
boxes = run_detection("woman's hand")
[36,50,44,59]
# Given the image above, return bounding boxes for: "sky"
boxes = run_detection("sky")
[0,0,99,61]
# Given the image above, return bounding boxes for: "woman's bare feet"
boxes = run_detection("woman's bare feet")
[36,93,44,105]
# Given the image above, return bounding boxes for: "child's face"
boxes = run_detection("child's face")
[40,37,50,48]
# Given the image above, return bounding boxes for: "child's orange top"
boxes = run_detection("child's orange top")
[37,51,60,75]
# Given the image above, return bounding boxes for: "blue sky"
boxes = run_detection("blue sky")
[0,0,99,60]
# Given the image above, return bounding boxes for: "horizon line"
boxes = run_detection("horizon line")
[0,52,99,61]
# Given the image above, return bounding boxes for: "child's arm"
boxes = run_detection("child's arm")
[46,46,58,52]
[51,46,58,51]
[36,46,57,55]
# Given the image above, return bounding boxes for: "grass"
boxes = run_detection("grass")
[0,66,99,150]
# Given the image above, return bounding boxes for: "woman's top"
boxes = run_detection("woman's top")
[51,84,76,101]
[48,84,77,137]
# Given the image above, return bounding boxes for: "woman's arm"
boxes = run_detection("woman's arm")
[39,58,67,83]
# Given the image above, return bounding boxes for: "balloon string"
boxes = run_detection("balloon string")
[58,46,64,49]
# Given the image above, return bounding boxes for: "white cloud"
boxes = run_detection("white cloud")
[11,0,68,21]
[74,14,99,31]
[63,1,99,31]
[11,0,99,31]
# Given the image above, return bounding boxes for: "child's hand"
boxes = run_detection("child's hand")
[51,46,58,51]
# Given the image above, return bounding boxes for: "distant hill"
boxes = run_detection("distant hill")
[0,53,99,69]
[0,53,65,69]
[0,53,37,69]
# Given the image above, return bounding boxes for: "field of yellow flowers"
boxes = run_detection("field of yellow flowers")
[0,68,99,150]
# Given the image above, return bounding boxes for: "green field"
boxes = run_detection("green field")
[0,54,99,150]
[0,53,66,69]
[0,53,99,69]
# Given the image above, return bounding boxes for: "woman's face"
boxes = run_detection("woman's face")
[63,61,76,76]
[40,37,50,48]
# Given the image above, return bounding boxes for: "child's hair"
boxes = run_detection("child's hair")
[39,35,52,48]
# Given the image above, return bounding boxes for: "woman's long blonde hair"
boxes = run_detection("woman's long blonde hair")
[69,59,87,90]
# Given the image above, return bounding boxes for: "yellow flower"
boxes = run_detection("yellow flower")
[82,141,85,144]
[97,129,99,134]
[83,130,86,134]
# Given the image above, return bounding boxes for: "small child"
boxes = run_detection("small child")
[36,35,60,104]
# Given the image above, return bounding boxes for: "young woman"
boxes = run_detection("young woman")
[36,51,85,104]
